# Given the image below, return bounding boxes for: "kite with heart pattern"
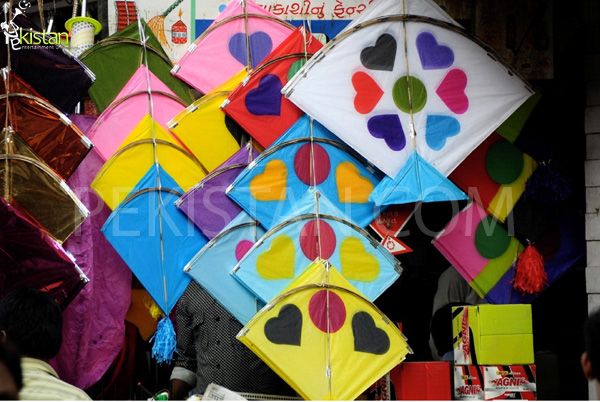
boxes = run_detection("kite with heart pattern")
[227,116,382,229]
[283,0,533,205]
[171,0,295,94]
[237,259,411,400]
[231,189,401,303]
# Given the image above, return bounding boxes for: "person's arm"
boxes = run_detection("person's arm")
[170,290,197,400]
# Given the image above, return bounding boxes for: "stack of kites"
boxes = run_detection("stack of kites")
[0,0,585,398]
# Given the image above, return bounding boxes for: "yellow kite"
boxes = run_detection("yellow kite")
[237,259,411,400]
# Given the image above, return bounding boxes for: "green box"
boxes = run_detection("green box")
[452,304,534,365]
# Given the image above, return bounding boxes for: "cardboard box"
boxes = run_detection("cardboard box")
[391,362,451,400]
[454,365,484,400]
[452,304,534,365]
[483,365,537,400]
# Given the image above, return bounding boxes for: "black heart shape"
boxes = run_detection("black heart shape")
[352,312,390,355]
[360,34,397,71]
[264,304,302,346]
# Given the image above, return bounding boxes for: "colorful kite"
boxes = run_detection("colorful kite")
[171,0,295,94]
[177,144,259,239]
[80,20,194,112]
[232,190,401,303]
[432,202,523,299]
[237,259,411,400]
[91,114,207,210]
[0,126,88,242]
[222,27,323,148]
[283,0,533,205]
[88,65,188,161]
[168,70,246,172]
[0,13,94,113]
[185,211,265,324]
[227,116,382,229]
[102,165,206,317]
[0,196,88,308]
[450,133,537,222]
[0,71,92,179]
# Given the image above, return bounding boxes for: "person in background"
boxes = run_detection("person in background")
[170,282,293,399]
[0,288,91,400]
[582,307,600,398]
[0,341,22,400]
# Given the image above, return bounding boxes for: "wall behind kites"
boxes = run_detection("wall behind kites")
[108,0,371,61]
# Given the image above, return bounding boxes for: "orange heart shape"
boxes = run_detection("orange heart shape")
[336,162,374,203]
[250,159,288,201]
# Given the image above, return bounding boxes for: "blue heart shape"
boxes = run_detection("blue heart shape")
[426,115,460,151]
[416,32,454,70]
[245,74,283,116]
[367,114,406,151]
[229,32,273,68]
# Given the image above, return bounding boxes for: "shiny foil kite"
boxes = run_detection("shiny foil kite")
[227,116,382,229]
[177,144,259,239]
[433,202,523,299]
[172,0,295,94]
[0,71,92,179]
[0,196,88,308]
[232,190,401,303]
[91,114,207,210]
[168,71,245,172]
[283,0,533,205]
[0,13,94,113]
[237,259,411,400]
[0,127,88,243]
[102,166,207,315]
[81,20,194,112]
[88,65,188,161]
[222,27,323,148]
[185,211,265,324]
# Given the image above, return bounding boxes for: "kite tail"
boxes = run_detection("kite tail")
[513,244,547,294]
[152,317,177,364]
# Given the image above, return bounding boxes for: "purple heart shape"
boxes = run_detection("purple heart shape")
[245,74,283,116]
[416,32,454,70]
[367,114,406,151]
[229,31,273,68]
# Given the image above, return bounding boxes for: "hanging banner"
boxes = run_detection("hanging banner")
[108,0,371,61]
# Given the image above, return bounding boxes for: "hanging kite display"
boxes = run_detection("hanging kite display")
[450,133,537,222]
[168,70,246,172]
[80,20,194,112]
[0,196,88,308]
[0,71,92,179]
[102,166,207,318]
[283,0,533,205]
[0,13,94,113]
[177,144,259,239]
[232,190,401,303]
[0,126,88,243]
[237,259,411,400]
[432,202,523,299]
[222,27,323,148]
[91,114,207,210]
[87,65,188,161]
[185,211,265,325]
[171,0,295,94]
[227,116,382,229]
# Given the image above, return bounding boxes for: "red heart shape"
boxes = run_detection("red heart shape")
[436,68,469,114]
[352,72,383,114]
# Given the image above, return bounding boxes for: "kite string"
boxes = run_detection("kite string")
[242,0,252,69]
[309,118,323,259]
[2,2,13,201]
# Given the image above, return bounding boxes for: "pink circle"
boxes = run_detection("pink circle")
[293,143,331,185]
[235,240,254,261]
[309,290,346,333]
[299,219,336,260]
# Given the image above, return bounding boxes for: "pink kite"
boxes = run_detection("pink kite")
[50,116,132,390]
[87,65,188,161]
[172,0,294,94]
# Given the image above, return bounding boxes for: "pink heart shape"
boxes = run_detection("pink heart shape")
[436,69,469,115]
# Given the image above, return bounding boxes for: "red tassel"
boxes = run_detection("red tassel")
[513,244,547,294]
